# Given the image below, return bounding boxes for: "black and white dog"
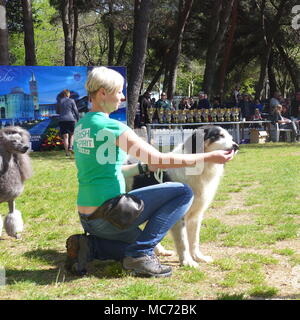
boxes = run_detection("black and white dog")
[126,126,239,268]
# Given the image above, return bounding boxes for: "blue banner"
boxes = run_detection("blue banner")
[0,66,127,150]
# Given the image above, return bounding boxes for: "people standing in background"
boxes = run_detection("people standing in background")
[136,91,152,127]
[57,89,79,157]
[188,97,196,109]
[134,102,142,128]
[212,97,222,109]
[238,93,253,120]
[154,92,174,122]
[155,92,173,110]
[178,97,192,110]
[196,92,210,109]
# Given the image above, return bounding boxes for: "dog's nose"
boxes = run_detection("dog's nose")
[232,143,239,151]
[22,146,29,153]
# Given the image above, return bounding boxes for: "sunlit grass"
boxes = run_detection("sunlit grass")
[0,143,299,299]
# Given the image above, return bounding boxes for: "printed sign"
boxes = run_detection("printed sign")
[0,66,127,150]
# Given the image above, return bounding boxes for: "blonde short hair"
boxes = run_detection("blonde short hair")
[85,66,124,98]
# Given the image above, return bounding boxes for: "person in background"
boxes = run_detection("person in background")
[65,66,235,278]
[137,91,152,126]
[252,108,263,121]
[57,89,79,157]
[238,93,253,120]
[178,97,191,110]
[134,102,142,128]
[269,91,281,113]
[154,92,174,122]
[212,97,222,109]
[155,92,173,110]
[250,108,263,129]
[291,91,300,119]
[253,99,264,113]
[281,104,291,119]
[272,104,299,142]
[150,97,156,106]
[188,97,196,109]
[196,91,210,109]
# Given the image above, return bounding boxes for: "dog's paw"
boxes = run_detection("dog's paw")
[157,248,175,256]
[193,252,214,263]
[154,243,175,256]
[4,210,24,239]
[181,258,199,268]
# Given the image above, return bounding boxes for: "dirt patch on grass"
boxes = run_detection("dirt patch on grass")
[207,183,261,226]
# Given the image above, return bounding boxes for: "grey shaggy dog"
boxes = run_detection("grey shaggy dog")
[0,126,32,239]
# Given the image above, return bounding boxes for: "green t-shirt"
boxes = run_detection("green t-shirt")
[74,112,130,206]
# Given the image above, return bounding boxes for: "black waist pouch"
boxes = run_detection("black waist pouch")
[83,194,144,230]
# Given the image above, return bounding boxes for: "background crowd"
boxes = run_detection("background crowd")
[135,87,300,132]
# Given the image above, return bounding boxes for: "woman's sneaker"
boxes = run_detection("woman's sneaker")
[65,234,90,276]
[122,254,172,277]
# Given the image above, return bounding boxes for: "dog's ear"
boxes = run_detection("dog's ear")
[0,131,7,142]
[201,126,210,141]
[191,129,205,154]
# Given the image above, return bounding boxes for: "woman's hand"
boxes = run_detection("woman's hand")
[204,150,235,164]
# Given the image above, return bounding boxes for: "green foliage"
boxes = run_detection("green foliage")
[8,0,64,65]
[176,60,204,96]
[5,0,300,98]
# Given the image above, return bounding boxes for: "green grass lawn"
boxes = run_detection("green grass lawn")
[0,143,300,300]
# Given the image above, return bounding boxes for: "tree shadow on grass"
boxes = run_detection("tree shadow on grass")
[240,143,299,149]
[5,249,125,286]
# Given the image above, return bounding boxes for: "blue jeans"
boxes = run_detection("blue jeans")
[79,182,194,261]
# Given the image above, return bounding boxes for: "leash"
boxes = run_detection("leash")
[154,168,166,184]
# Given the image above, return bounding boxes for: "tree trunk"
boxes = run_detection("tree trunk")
[22,0,37,66]
[146,60,165,93]
[255,45,272,100]
[107,1,115,66]
[116,34,128,66]
[218,0,238,101]
[72,5,78,65]
[127,0,152,128]
[267,50,277,97]
[277,44,300,92]
[254,0,268,100]
[163,65,169,93]
[203,0,235,98]
[0,0,9,65]
[166,0,194,101]
[254,0,286,99]
[62,0,74,66]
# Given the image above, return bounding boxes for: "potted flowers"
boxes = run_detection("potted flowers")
[40,128,64,151]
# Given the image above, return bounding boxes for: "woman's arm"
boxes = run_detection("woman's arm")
[122,163,139,177]
[122,162,154,178]
[116,129,234,169]
[71,100,80,121]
